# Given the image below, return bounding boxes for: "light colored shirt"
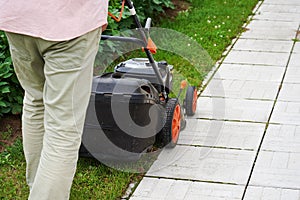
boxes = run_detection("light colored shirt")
[0,0,108,41]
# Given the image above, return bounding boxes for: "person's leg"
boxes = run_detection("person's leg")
[28,27,101,200]
[6,32,45,190]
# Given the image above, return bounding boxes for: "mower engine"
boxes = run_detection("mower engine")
[114,58,173,93]
[80,58,173,161]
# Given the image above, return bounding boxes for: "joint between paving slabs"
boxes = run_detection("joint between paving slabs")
[143,175,239,186]
[194,117,268,125]
[177,143,255,152]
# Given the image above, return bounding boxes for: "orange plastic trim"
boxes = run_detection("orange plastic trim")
[172,104,181,143]
[108,0,125,22]
[142,38,157,54]
[180,80,187,90]
[192,89,197,113]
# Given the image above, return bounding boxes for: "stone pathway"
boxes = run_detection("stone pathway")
[130,0,300,199]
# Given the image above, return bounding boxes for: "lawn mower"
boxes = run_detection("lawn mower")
[80,0,198,162]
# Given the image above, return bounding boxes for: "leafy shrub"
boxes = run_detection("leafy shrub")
[0,31,23,118]
[105,0,174,34]
[133,0,174,20]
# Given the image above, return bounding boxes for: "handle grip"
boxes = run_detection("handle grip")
[145,18,152,29]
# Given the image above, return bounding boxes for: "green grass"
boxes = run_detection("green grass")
[0,0,259,199]
[70,159,140,200]
[161,0,257,60]
[0,139,140,200]
[154,0,258,87]
[0,140,27,199]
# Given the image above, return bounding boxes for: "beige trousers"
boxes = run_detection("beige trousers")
[6,28,101,200]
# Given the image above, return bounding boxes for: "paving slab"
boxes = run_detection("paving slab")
[261,124,300,153]
[278,83,300,102]
[130,177,245,200]
[194,97,274,123]
[258,4,300,14]
[264,0,300,6]
[246,20,299,30]
[285,68,300,83]
[239,20,298,40]
[214,64,285,82]
[146,146,255,185]
[222,50,289,66]
[244,186,300,200]
[294,42,300,53]
[249,151,300,189]
[270,101,300,125]
[179,119,265,151]
[232,39,293,52]
[240,29,297,40]
[253,12,300,22]
[202,79,280,100]
[288,53,300,68]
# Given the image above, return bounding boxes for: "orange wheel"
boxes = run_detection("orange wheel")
[186,86,198,116]
[171,104,181,144]
[155,98,181,148]
[192,88,197,113]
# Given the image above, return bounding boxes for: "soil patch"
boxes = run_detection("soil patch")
[0,114,22,152]
[163,0,191,20]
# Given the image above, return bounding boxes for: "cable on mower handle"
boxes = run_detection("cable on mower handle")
[108,0,126,22]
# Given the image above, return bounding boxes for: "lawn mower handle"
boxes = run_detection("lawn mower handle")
[123,0,167,98]
[101,0,168,99]
[101,35,145,46]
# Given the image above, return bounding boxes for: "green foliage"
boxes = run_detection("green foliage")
[0,31,23,118]
[70,158,139,200]
[160,0,259,61]
[0,139,29,198]
[132,0,175,22]
[105,0,174,34]
[156,0,259,88]
[0,139,140,199]
[0,139,23,168]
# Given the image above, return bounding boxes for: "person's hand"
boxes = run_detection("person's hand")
[102,24,108,32]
